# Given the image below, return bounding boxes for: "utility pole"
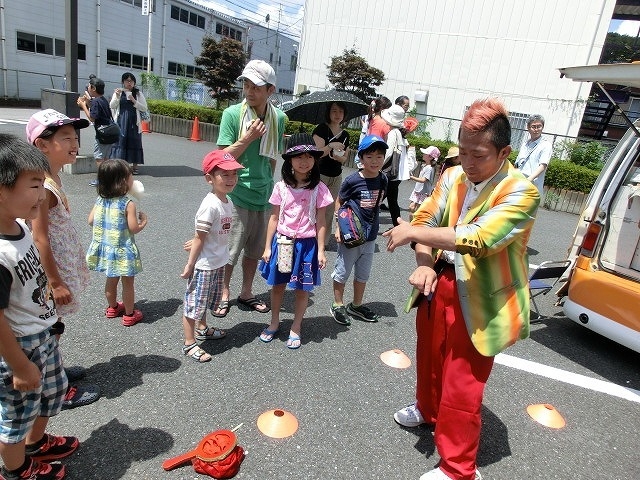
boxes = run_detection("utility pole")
[274,4,281,78]
[64,0,78,93]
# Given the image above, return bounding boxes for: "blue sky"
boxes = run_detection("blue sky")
[609,19,640,36]
[192,0,304,40]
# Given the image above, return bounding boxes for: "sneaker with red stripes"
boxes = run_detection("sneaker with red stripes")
[0,458,65,479]
[122,309,143,326]
[25,433,79,462]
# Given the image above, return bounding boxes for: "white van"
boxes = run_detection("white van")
[557,62,640,354]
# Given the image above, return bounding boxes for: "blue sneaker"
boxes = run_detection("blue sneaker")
[89,179,98,186]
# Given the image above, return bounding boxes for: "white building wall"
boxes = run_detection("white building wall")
[297,0,616,139]
[0,0,294,103]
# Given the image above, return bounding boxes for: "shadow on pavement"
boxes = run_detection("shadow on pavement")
[85,354,181,399]
[64,419,174,479]
[133,165,203,178]
[135,297,183,324]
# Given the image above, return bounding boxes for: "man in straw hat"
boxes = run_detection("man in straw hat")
[383,98,540,480]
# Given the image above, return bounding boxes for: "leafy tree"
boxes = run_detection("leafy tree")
[600,32,640,64]
[195,36,246,102]
[326,48,385,101]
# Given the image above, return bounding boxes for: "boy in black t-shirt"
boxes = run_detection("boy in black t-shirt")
[330,135,388,326]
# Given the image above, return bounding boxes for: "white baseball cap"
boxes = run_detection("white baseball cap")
[237,60,276,87]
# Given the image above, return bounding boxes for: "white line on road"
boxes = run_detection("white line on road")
[0,119,28,125]
[496,353,640,403]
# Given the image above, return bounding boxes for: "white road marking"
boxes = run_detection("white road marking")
[0,119,28,125]
[496,353,640,403]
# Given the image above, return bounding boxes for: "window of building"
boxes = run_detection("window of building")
[107,49,152,71]
[215,22,242,42]
[168,61,202,78]
[17,31,85,60]
[290,54,297,71]
[171,4,205,29]
[269,53,273,63]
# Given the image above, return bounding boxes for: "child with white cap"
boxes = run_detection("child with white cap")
[409,146,440,214]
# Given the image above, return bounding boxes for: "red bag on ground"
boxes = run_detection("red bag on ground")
[192,445,245,479]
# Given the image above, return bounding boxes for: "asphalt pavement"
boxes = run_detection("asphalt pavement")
[0,109,638,480]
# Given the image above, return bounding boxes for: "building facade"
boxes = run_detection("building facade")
[0,0,296,104]
[296,0,618,141]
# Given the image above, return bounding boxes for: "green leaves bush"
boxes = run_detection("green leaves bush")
[147,100,222,125]
[544,159,599,193]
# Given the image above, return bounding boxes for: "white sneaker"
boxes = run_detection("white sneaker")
[419,467,482,480]
[394,403,425,427]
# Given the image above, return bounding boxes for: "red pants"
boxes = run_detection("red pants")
[415,266,494,480]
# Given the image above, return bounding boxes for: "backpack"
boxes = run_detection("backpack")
[336,199,367,248]
[336,188,383,248]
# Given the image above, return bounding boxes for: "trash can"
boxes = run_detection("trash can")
[41,88,81,118]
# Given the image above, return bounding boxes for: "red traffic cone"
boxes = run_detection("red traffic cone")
[190,116,201,142]
[141,120,151,133]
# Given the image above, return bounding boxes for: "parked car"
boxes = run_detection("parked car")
[558,62,640,353]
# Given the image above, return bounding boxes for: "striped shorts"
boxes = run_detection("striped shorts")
[0,330,67,443]
[183,266,224,321]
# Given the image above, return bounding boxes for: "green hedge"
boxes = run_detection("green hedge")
[544,159,599,193]
[147,100,222,125]
[148,102,600,194]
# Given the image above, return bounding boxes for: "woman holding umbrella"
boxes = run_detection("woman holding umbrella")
[312,101,351,240]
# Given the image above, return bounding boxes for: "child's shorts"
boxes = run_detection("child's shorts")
[183,266,224,321]
[0,330,67,444]
[331,240,375,284]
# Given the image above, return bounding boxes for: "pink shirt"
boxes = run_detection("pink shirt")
[367,115,391,140]
[269,181,334,238]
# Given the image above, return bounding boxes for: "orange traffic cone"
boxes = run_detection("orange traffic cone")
[141,120,151,133]
[190,116,201,142]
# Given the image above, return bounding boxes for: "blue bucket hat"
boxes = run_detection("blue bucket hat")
[358,134,388,153]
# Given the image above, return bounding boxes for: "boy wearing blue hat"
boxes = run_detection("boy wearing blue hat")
[330,135,388,325]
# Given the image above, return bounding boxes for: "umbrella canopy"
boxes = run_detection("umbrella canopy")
[283,90,368,125]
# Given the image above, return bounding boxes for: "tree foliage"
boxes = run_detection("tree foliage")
[195,36,246,102]
[326,48,385,101]
[600,32,640,64]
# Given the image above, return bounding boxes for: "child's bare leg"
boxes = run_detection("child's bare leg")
[0,440,26,471]
[290,289,309,336]
[182,316,196,346]
[105,276,119,307]
[121,276,135,314]
[333,279,346,305]
[24,417,48,446]
[267,284,286,331]
[353,279,366,306]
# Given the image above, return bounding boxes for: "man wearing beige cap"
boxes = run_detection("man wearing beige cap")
[215,60,287,316]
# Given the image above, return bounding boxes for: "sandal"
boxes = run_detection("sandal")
[237,296,270,313]
[211,300,230,318]
[195,326,226,341]
[182,343,211,363]
[259,327,279,343]
[286,332,301,350]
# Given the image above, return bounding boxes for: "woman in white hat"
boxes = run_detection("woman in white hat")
[380,104,411,227]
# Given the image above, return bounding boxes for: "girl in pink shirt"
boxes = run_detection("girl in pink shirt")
[259,133,334,349]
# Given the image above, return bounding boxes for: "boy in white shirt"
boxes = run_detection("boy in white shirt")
[180,151,243,363]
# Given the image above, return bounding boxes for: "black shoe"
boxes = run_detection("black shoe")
[330,304,351,325]
[1,458,65,479]
[64,365,86,382]
[25,433,79,462]
[61,384,100,410]
[380,203,389,210]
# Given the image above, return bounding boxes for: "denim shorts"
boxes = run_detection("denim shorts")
[0,330,67,443]
[331,240,375,284]
[183,266,224,321]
